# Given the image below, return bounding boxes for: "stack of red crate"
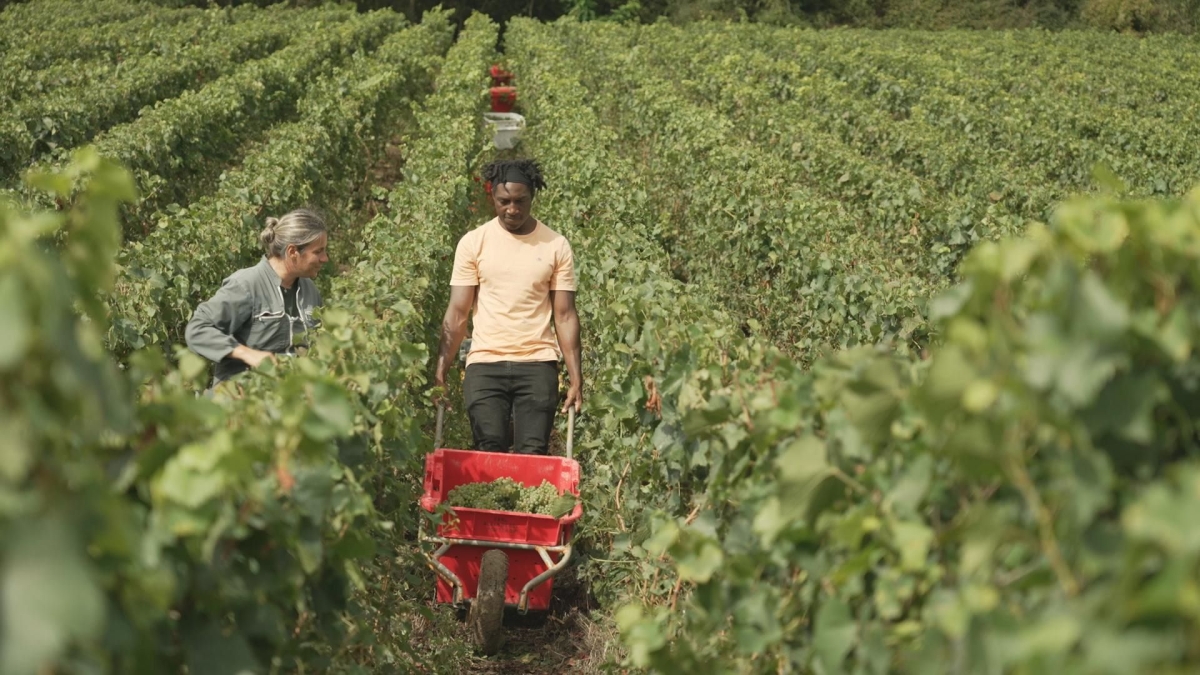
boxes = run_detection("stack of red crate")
[489,64,516,112]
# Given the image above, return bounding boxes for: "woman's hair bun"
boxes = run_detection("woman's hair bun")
[259,219,278,249]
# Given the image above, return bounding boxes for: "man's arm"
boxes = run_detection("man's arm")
[552,290,582,413]
[435,284,477,394]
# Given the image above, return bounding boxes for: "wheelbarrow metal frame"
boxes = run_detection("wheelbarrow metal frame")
[419,516,574,613]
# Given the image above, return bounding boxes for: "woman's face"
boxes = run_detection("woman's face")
[289,233,329,278]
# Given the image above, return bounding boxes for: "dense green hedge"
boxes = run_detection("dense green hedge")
[125,0,1200,31]
[0,9,466,673]
[612,179,1200,675]
[14,8,392,238]
[2,147,397,674]
[506,16,1200,673]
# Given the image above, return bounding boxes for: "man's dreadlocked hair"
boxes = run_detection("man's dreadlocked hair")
[481,158,547,196]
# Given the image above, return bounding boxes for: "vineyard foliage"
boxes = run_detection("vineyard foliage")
[1,3,490,673]
[0,4,325,183]
[507,17,1200,674]
[18,7,393,236]
[6,0,1200,673]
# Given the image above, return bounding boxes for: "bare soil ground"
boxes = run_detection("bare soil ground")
[455,563,623,674]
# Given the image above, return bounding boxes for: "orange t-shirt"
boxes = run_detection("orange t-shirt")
[450,217,577,366]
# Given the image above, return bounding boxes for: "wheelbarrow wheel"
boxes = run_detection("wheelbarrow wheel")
[469,549,508,655]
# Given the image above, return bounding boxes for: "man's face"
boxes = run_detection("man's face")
[289,233,329,279]
[492,182,533,231]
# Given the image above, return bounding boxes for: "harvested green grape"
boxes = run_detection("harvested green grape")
[517,480,559,515]
[446,478,575,516]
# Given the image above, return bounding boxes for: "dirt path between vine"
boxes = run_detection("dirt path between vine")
[364,117,626,673]
[450,565,622,674]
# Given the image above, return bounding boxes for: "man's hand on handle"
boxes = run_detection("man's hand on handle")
[433,367,450,408]
[562,383,583,414]
[551,289,583,416]
[434,285,476,409]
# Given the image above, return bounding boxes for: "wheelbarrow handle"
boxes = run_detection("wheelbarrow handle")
[435,402,445,450]
[566,406,575,460]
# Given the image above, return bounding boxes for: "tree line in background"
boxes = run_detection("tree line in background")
[130,0,1200,32]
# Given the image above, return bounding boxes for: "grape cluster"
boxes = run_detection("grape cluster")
[446,478,565,516]
[516,480,560,515]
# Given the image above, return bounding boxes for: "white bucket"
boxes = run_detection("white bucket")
[483,112,525,150]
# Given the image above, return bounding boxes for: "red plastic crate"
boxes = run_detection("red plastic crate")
[421,448,582,545]
[490,86,517,113]
[489,64,514,86]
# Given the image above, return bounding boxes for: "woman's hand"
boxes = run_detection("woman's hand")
[231,345,275,369]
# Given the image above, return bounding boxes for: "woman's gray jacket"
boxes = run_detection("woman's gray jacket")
[184,256,322,384]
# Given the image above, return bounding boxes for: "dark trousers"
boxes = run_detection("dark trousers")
[463,361,558,455]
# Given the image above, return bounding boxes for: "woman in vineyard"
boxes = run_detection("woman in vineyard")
[184,208,329,389]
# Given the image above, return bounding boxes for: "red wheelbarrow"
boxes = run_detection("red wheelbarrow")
[418,405,582,654]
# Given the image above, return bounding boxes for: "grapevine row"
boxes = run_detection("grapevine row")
[0,6,214,103]
[505,20,1200,675]
[0,10,494,673]
[843,28,1200,151]
[654,26,1171,274]
[0,0,156,51]
[552,21,929,362]
[754,29,1200,197]
[609,187,1200,675]
[606,23,1029,281]
[0,8,325,183]
[17,9,403,239]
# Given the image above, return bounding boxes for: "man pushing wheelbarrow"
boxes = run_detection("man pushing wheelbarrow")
[421,158,584,655]
[434,157,582,453]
